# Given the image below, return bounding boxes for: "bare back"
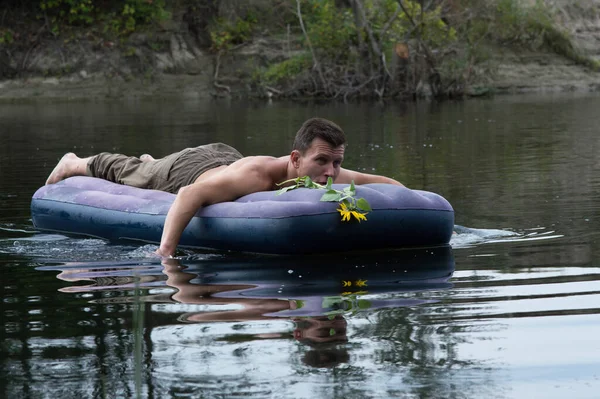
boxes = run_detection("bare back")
[194,155,292,192]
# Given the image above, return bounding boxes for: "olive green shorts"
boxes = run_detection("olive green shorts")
[86,143,243,194]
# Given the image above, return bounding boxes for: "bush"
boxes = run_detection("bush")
[261,54,311,84]
[0,29,15,45]
[210,13,258,52]
[301,0,355,61]
[37,0,169,36]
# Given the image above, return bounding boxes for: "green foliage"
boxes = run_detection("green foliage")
[493,0,570,51]
[418,5,458,47]
[210,14,257,52]
[299,0,457,64]
[261,55,311,84]
[37,0,169,36]
[322,295,372,316]
[488,0,593,67]
[276,176,371,222]
[253,0,461,96]
[373,0,457,49]
[302,0,355,60]
[40,0,95,26]
[0,29,14,45]
[494,0,551,45]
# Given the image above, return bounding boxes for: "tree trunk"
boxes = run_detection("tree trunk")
[183,0,219,49]
[350,0,372,77]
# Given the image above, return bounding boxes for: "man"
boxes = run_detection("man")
[45,118,403,257]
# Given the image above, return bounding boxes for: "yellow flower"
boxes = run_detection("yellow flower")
[337,202,368,222]
[337,202,352,222]
[351,211,367,222]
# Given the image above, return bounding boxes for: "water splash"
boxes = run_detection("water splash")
[451,225,563,249]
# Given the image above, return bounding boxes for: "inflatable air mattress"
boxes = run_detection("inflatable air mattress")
[31,177,454,254]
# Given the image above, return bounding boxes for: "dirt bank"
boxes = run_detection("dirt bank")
[489,0,600,93]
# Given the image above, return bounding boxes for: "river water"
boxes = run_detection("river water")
[1,94,599,398]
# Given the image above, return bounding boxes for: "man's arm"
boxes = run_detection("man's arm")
[337,168,404,186]
[156,163,272,257]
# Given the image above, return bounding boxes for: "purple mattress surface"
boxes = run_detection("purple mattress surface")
[32,176,453,218]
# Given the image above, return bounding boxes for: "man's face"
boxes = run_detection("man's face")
[293,138,345,185]
[293,316,348,344]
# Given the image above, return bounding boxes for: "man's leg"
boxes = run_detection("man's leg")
[140,154,156,162]
[46,153,92,185]
[46,150,184,192]
[47,152,162,190]
[87,152,170,190]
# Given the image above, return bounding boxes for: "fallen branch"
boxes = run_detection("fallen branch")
[265,85,282,94]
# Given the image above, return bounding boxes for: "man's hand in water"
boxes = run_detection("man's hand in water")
[153,246,177,259]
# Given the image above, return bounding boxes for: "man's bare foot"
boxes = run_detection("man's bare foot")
[140,154,155,162]
[45,153,87,185]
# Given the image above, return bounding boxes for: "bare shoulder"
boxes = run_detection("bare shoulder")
[228,155,283,173]
[234,155,279,165]
[336,168,360,184]
[337,167,403,186]
[217,155,288,191]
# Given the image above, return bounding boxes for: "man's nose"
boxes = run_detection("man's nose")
[324,164,335,176]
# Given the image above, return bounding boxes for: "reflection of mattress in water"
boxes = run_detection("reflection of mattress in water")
[37,246,455,316]
[187,246,455,297]
[31,176,455,255]
[188,247,455,317]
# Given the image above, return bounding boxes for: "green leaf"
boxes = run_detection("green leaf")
[303,176,314,188]
[321,296,343,309]
[320,190,342,202]
[326,176,333,190]
[357,299,372,310]
[341,199,352,208]
[276,177,301,187]
[343,181,356,197]
[356,198,372,211]
[276,186,296,195]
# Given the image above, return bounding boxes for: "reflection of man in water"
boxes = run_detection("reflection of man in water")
[294,315,350,368]
[162,260,351,367]
[293,316,348,344]
[55,258,351,367]
[161,258,294,321]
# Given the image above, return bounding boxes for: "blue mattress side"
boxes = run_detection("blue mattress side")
[31,198,454,254]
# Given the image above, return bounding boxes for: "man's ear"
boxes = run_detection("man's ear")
[290,150,301,168]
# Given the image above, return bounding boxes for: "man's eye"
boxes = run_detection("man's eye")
[316,158,326,164]
[333,161,341,167]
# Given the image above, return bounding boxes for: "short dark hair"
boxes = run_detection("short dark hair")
[293,118,346,153]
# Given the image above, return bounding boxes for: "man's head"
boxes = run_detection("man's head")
[293,316,348,345]
[290,118,347,184]
[293,118,347,153]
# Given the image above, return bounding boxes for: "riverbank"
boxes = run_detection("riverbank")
[2,48,599,102]
[1,0,599,102]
